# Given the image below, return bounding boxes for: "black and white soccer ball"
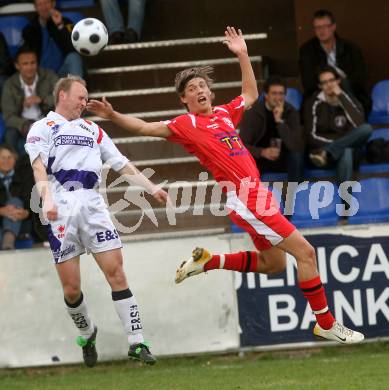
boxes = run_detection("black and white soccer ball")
[71,18,108,56]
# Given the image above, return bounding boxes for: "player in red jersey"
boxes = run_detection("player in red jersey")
[88,27,363,344]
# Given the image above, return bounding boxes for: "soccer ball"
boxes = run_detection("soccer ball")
[71,18,108,56]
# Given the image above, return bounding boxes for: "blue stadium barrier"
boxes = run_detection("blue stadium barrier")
[62,11,85,24]
[290,182,340,228]
[0,15,29,58]
[261,172,287,182]
[304,167,336,179]
[360,127,389,174]
[15,238,34,249]
[368,80,389,124]
[285,87,303,111]
[348,178,389,224]
[57,0,95,9]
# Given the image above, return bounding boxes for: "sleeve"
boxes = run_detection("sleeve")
[165,114,196,144]
[217,95,246,127]
[24,121,50,166]
[98,126,129,171]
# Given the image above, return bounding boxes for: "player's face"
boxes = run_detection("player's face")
[34,0,55,21]
[313,17,336,43]
[319,71,340,96]
[181,77,212,114]
[61,82,88,120]
[265,85,285,109]
[0,149,16,175]
[15,52,38,82]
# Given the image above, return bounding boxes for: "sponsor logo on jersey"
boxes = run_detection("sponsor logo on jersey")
[206,123,220,129]
[27,136,41,143]
[47,121,55,126]
[57,225,65,239]
[51,124,60,135]
[54,134,94,148]
[79,122,95,136]
[222,117,234,129]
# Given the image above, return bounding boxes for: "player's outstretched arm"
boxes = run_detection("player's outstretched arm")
[87,97,172,138]
[118,162,171,206]
[223,26,258,108]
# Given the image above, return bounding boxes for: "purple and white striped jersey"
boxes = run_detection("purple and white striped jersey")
[25,111,128,192]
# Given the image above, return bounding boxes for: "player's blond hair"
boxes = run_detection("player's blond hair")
[53,75,87,106]
[174,66,214,96]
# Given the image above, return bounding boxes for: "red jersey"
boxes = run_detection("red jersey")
[165,95,260,191]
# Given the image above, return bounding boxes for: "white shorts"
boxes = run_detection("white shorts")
[47,190,122,263]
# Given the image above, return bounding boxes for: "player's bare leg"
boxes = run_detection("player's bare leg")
[56,256,98,367]
[93,248,156,364]
[175,246,286,284]
[276,230,364,344]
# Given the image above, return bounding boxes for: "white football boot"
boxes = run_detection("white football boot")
[175,247,212,284]
[313,321,364,344]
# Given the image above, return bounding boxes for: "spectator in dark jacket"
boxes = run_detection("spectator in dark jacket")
[305,66,372,185]
[1,47,58,154]
[299,9,370,113]
[22,0,84,77]
[240,76,305,183]
[0,145,33,249]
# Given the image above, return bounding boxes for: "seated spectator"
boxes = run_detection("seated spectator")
[1,46,58,154]
[0,32,14,97]
[305,66,372,185]
[239,76,305,183]
[299,9,370,113]
[100,0,146,44]
[22,0,84,78]
[0,145,32,250]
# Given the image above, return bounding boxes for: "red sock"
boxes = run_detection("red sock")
[204,251,258,272]
[299,275,335,330]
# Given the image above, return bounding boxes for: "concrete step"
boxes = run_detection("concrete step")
[112,205,230,235]
[105,159,207,184]
[87,56,263,92]
[115,138,189,161]
[85,34,267,68]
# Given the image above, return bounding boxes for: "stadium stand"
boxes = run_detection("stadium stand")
[0,15,28,57]
[285,87,303,110]
[0,113,4,143]
[348,178,389,224]
[57,0,95,9]
[368,80,389,124]
[290,182,340,228]
[62,11,85,24]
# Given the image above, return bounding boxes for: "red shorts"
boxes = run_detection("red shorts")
[226,185,296,251]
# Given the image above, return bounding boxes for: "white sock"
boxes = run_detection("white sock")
[112,289,144,346]
[65,292,95,339]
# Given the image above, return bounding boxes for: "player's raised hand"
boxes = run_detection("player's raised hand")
[223,26,247,56]
[152,188,172,207]
[43,201,58,221]
[87,97,114,120]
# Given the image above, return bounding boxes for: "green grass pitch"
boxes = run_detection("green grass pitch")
[1,342,388,390]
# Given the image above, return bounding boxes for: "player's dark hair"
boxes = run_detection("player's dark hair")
[263,76,287,94]
[14,46,38,63]
[313,9,336,24]
[317,65,340,83]
[174,66,214,96]
[53,75,87,106]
